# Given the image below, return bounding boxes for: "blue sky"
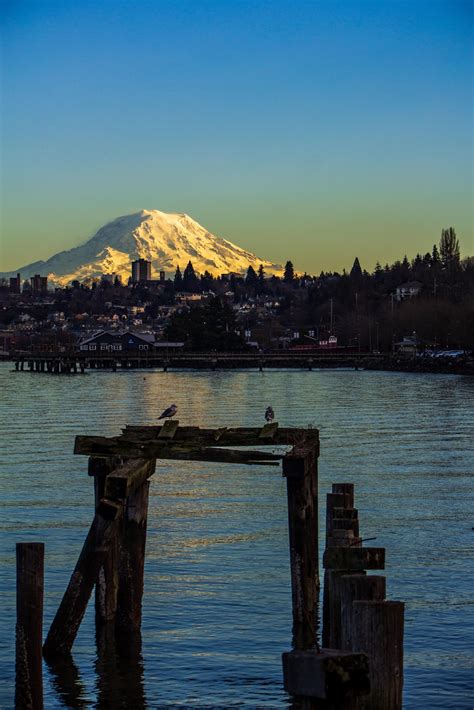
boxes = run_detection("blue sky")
[1,0,472,273]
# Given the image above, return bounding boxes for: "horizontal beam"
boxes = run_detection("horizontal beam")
[323,547,385,571]
[104,459,156,500]
[121,425,319,449]
[75,436,283,465]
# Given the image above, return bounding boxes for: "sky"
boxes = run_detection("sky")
[0,0,472,275]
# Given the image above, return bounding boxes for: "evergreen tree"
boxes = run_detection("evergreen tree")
[245,265,258,288]
[174,266,183,290]
[284,260,295,283]
[440,227,460,270]
[350,257,362,279]
[257,264,265,294]
[183,261,199,292]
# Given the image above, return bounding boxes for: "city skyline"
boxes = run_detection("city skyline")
[1,0,472,274]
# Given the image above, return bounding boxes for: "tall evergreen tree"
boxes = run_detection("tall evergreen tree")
[283,260,295,283]
[174,265,183,289]
[440,227,460,270]
[350,257,362,279]
[245,265,258,288]
[183,261,199,291]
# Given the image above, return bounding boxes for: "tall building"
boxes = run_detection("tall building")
[131,259,152,283]
[9,273,21,293]
[30,274,48,294]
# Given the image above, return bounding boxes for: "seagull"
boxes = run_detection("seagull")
[265,406,275,422]
[158,403,178,420]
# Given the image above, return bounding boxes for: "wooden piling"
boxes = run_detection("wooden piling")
[332,483,355,508]
[94,471,120,625]
[43,500,122,658]
[282,444,319,650]
[323,569,364,649]
[348,600,404,710]
[326,492,352,546]
[340,575,386,652]
[15,542,44,710]
[116,481,150,633]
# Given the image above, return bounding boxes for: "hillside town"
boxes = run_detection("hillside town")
[1,228,472,358]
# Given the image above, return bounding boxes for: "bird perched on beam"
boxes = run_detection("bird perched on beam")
[158,403,178,420]
[265,406,275,422]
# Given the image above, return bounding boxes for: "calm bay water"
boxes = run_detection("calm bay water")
[0,363,473,709]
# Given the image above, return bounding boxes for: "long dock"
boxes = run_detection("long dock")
[11,350,381,374]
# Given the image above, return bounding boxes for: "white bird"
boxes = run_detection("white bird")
[158,403,178,420]
[265,406,275,422]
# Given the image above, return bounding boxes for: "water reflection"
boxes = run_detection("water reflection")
[46,653,88,710]
[95,626,147,709]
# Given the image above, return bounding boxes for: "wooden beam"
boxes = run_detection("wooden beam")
[75,436,283,464]
[259,422,278,440]
[43,501,122,659]
[104,459,156,500]
[157,420,179,439]
[121,425,319,449]
[323,547,385,571]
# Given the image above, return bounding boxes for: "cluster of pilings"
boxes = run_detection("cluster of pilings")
[14,358,85,374]
[282,482,404,709]
[15,455,155,709]
[14,425,404,709]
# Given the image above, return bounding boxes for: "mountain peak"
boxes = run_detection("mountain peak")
[1,209,281,286]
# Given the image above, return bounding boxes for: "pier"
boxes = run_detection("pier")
[15,421,404,708]
[11,350,473,375]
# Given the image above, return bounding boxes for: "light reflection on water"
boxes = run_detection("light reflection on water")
[0,364,473,708]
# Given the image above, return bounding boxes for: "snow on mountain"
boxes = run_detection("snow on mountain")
[2,210,282,286]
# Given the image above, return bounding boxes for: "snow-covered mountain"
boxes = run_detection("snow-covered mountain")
[2,210,282,286]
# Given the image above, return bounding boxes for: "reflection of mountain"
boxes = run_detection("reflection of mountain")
[2,209,281,285]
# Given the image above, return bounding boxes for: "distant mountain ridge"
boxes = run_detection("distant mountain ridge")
[1,209,282,286]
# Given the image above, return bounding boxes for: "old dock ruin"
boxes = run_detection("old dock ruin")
[15,422,404,709]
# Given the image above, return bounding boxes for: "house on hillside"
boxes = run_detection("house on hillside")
[395,281,422,301]
[78,330,155,352]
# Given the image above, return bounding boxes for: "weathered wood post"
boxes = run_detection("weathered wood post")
[282,441,319,650]
[348,600,404,710]
[322,547,385,650]
[90,457,122,625]
[116,481,150,633]
[43,500,122,658]
[16,542,44,710]
[340,575,386,651]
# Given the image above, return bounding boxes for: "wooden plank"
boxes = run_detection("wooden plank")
[213,427,228,441]
[258,422,278,439]
[16,543,44,710]
[121,425,319,449]
[323,547,385,571]
[75,436,283,464]
[157,420,179,439]
[104,459,155,500]
[43,501,122,659]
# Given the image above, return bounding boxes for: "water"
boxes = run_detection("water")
[1,363,473,709]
